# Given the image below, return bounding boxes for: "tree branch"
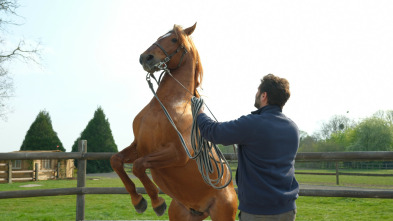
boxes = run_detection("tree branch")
[0,40,41,64]
[0,0,39,120]
[0,1,18,15]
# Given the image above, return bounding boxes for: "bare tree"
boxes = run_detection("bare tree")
[0,0,40,120]
[0,65,13,119]
[373,110,393,128]
[386,110,393,127]
[320,115,354,140]
[373,110,385,119]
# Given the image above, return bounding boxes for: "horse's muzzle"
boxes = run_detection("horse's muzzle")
[140,54,160,73]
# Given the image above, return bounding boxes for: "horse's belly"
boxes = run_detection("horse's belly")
[150,162,214,208]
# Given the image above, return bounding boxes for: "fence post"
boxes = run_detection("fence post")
[335,161,339,185]
[76,140,87,221]
[35,163,39,181]
[57,161,60,179]
[8,160,12,184]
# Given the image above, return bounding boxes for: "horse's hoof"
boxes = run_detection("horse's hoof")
[134,197,147,214]
[153,201,167,216]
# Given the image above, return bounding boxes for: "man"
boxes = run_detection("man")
[197,74,299,220]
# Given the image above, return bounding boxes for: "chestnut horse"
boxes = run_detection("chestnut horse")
[110,23,238,220]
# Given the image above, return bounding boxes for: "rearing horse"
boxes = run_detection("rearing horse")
[111,23,238,220]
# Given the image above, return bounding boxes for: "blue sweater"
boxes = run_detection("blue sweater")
[197,105,299,215]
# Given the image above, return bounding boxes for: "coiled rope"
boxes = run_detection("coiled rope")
[146,68,232,189]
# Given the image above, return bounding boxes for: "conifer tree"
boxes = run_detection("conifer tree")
[20,110,65,151]
[72,107,118,173]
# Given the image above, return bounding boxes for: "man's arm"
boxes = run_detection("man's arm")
[197,112,253,146]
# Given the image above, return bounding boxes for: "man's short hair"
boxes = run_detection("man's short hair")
[258,74,290,109]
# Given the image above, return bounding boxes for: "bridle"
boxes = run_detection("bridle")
[148,41,190,90]
[153,42,188,70]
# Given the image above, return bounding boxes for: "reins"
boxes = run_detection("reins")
[145,62,232,189]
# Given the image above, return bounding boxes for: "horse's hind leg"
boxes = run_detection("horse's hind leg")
[110,142,147,213]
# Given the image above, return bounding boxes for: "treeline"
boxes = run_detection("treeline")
[18,108,393,172]
[299,110,393,152]
[19,107,118,173]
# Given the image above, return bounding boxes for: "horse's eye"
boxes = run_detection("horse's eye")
[171,38,178,43]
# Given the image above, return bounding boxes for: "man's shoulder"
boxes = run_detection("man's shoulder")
[238,113,263,121]
[235,113,270,127]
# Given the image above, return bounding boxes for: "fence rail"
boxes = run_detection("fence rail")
[2,151,393,161]
[296,172,393,177]
[1,186,393,199]
[1,142,393,221]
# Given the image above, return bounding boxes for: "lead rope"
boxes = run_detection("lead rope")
[146,66,232,189]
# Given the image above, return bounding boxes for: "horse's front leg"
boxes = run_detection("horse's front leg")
[132,143,187,216]
[110,142,147,213]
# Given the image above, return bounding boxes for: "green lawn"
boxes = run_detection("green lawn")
[295,169,393,189]
[0,170,393,220]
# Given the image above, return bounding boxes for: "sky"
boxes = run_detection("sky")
[1,0,392,153]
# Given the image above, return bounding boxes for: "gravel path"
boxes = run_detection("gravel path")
[86,172,122,178]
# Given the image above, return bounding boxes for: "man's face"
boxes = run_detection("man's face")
[254,88,262,109]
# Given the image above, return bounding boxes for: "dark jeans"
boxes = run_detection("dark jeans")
[239,209,296,221]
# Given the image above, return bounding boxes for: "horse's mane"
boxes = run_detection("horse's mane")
[173,25,203,96]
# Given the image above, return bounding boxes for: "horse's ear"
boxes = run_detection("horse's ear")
[184,23,197,36]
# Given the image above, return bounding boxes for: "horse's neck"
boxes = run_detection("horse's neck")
[156,62,195,102]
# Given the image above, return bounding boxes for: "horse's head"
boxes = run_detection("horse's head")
[139,23,197,74]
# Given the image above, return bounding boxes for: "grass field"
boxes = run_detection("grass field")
[296,169,393,189]
[0,169,393,220]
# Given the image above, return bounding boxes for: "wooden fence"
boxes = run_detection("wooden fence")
[1,140,393,221]
[296,162,393,185]
[0,161,59,183]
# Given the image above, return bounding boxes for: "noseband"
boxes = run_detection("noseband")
[153,42,188,70]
